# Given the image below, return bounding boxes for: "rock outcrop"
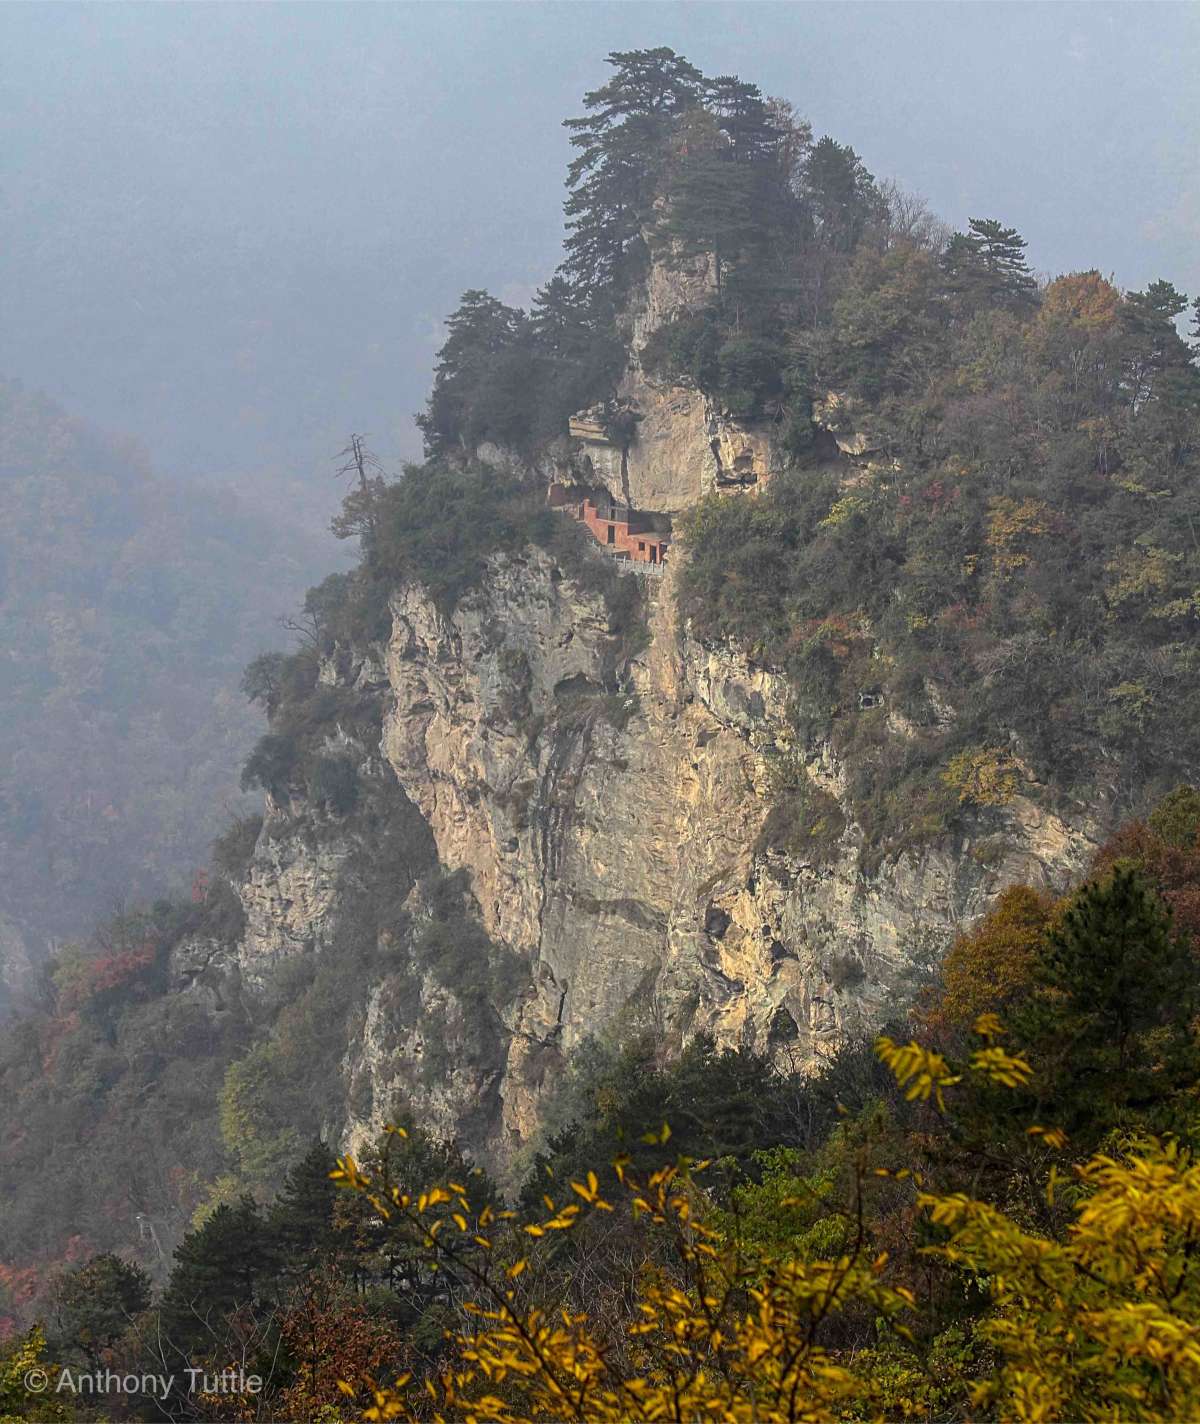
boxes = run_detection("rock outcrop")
[570,257,781,512]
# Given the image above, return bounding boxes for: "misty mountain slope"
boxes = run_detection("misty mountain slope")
[1,46,1198,1321]
[0,380,326,1003]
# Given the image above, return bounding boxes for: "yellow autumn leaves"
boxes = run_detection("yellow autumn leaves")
[331,1017,1200,1423]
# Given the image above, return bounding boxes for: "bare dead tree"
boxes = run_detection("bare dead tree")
[278,607,321,650]
[331,434,387,542]
[334,434,385,495]
[878,179,952,255]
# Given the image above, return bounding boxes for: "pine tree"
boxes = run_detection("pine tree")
[562,48,705,295]
[801,138,883,254]
[417,290,530,454]
[942,217,1037,312]
[1114,279,1200,426]
[707,75,784,164]
[528,277,624,437]
[659,111,766,293]
[50,1254,150,1365]
[1121,280,1190,365]
[160,1196,275,1351]
[529,276,597,360]
[1023,864,1196,1134]
[268,1139,349,1279]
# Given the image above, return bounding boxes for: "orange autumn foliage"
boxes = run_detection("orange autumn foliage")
[1092,818,1200,952]
[277,1281,408,1422]
[1039,271,1122,331]
[923,884,1059,1036]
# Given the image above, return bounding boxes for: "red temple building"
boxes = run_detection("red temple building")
[547,482,670,567]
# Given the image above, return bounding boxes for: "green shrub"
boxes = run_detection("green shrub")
[754,780,846,863]
[201,878,248,943]
[212,815,263,880]
[1148,785,1200,849]
[412,871,527,1013]
[240,733,300,798]
[309,753,360,816]
[303,568,394,649]
[365,464,556,611]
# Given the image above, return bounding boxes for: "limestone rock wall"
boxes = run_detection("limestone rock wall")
[373,548,1094,1150]
[177,544,1094,1170]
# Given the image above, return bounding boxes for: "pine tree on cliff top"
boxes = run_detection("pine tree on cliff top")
[800,137,883,254]
[562,47,705,296]
[942,216,1037,313]
[707,74,785,165]
[416,289,528,454]
[658,110,768,294]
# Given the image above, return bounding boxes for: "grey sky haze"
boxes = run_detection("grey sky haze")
[2,1,1197,506]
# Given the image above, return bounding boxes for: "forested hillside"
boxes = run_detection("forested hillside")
[0,381,327,1006]
[7,791,1200,1419]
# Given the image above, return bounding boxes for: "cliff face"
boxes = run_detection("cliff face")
[376,549,1092,1148]
[571,257,780,512]
[172,259,1097,1170]
[188,545,1091,1168]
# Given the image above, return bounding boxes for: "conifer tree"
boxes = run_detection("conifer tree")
[706,75,783,164]
[268,1139,348,1278]
[528,276,597,359]
[1120,280,1193,393]
[801,137,883,253]
[160,1197,275,1350]
[658,111,765,293]
[1024,864,1195,1132]
[528,277,624,435]
[942,216,1037,312]
[562,48,705,295]
[417,290,529,455]
[50,1254,150,1365]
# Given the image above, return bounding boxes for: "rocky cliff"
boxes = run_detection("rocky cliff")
[179,523,1092,1173]
[570,255,780,511]
[379,548,1091,1147]
[169,260,1098,1173]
